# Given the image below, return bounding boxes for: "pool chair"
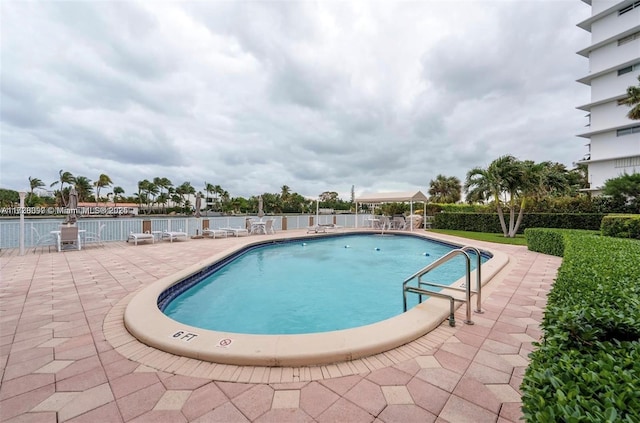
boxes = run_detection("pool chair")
[264,219,276,235]
[202,220,227,238]
[127,231,155,246]
[162,230,188,242]
[31,227,56,253]
[306,225,326,234]
[221,226,249,237]
[320,223,342,232]
[84,223,106,247]
[57,225,81,252]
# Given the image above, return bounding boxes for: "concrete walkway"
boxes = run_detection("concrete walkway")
[0,231,560,422]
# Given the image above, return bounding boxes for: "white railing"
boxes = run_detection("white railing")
[0,214,374,250]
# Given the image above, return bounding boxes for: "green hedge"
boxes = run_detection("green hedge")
[521,231,640,422]
[433,213,605,233]
[524,228,566,257]
[601,214,640,239]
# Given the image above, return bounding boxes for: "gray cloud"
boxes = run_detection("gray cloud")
[0,1,590,199]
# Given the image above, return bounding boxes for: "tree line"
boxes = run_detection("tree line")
[1,159,636,225]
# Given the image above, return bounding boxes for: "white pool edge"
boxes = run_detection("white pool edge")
[124,231,509,367]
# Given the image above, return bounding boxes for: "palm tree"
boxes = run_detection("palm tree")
[622,75,640,120]
[94,173,113,205]
[428,175,462,203]
[50,170,75,206]
[137,180,152,213]
[112,186,125,206]
[28,176,45,198]
[156,192,169,213]
[567,163,589,195]
[465,155,526,237]
[153,177,172,213]
[213,185,224,211]
[175,182,195,212]
[280,185,291,200]
[204,182,215,212]
[74,176,93,202]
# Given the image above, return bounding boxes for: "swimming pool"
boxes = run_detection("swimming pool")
[161,234,485,334]
[124,231,507,366]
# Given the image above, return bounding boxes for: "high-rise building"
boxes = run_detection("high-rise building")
[576,0,640,194]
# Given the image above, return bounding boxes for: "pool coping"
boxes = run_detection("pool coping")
[121,230,509,367]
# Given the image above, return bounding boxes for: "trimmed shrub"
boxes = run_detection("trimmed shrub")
[521,231,640,422]
[601,214,640,239]
[524,228,565,257]
[433,213,605,233]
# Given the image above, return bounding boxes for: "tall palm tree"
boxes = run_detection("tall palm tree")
[94,173,113,205]
[28,176,45,197]
[137,180,152,213]
[280,185,291,200]
[153,177,172,213]
[50,170,75,206]
[428,175,462,203]
[204,182,215,212]
[465,155,525,237]
[175,182,195,211]
[112,186,125,206]
[74,176,93,202]
[622,75,640,120]
[213,185,224,211]
[567,163,589,195]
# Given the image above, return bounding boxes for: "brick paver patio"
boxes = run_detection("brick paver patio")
[0,230,560,422]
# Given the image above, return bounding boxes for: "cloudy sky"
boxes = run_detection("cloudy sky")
[1,0,591,200]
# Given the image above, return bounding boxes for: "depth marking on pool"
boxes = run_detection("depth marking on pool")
[170,330,199,342]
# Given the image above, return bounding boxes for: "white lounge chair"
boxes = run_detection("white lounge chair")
[306,225,326,234]
[162,230,188,242]
[127,231,155,245]
[203,228,228,238]
[221,227,249,237]
[202,220,227,238]
[320,223,342,232]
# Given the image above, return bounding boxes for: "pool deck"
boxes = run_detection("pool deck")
[0,229,561,422]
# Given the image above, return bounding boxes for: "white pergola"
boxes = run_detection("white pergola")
[355,191,429,230]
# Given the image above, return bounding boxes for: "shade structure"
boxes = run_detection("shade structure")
[355,190,429,231]
[355,191,428,203]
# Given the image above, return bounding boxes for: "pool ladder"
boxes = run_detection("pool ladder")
[402,246,483,327]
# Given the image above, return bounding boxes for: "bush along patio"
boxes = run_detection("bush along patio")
[521,229,640,422]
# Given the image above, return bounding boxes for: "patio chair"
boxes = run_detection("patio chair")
[306,225,326,234]
[202,220,227,238]
[162,230,188,243]
[264,219,275,235]
[31,227,56,253]
[392,216,406,230]
[221,226,249,237]
[127,231,155,245]
[58,225,80,252]
[127,220,156,245]
[84,224,106,247]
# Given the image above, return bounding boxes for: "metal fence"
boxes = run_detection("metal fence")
[0,214,372,250]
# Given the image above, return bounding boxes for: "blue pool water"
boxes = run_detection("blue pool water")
[162,234,486,334]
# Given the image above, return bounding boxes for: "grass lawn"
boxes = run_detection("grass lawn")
[428,229,528,246]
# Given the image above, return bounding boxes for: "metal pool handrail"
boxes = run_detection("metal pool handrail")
[402,246,483,326]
